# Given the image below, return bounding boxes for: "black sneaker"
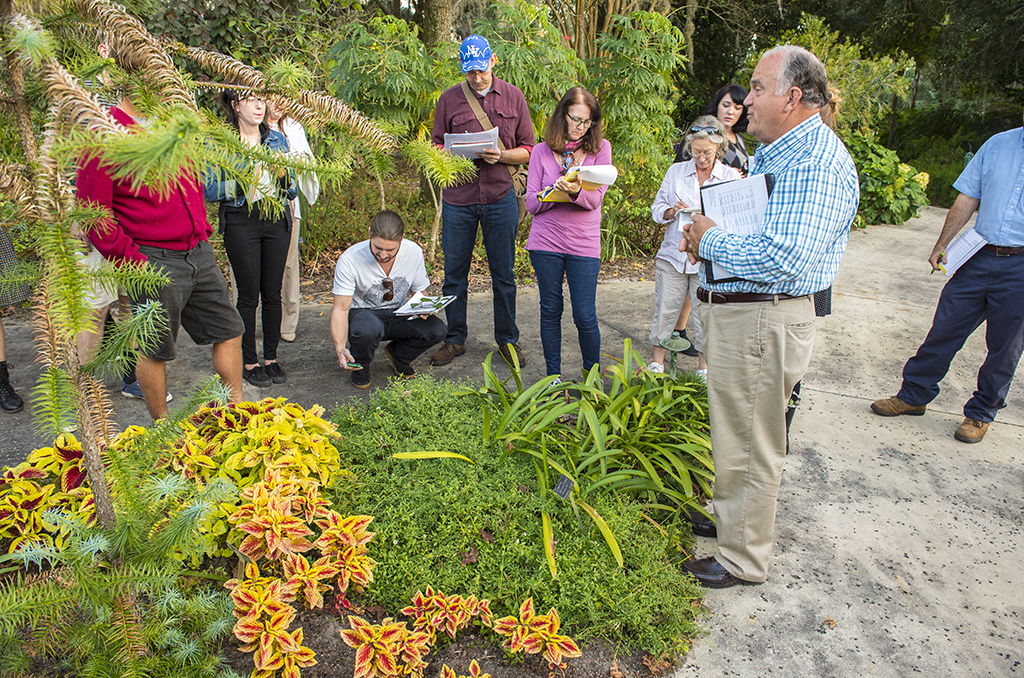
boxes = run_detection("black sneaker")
[383,343,415,379]
[244,365,273,388]
[680,330,699,357]
[351,367,371,389]
[264,362,287,384]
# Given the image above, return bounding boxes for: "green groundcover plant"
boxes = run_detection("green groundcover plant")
[329,376,704,657]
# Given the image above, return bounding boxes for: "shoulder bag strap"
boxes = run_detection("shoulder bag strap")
[460,80,518,179]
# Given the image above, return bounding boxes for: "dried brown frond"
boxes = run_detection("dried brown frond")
[23,565,74,588]
[172,43,395,151]
[109,594,148,662]
[296,89,397,152]
[68,0,196,110]
[79,370,118,447]
[31,285,62,372]
[174,44,265,91]
[8,14,124,145]
[0,162,34,219]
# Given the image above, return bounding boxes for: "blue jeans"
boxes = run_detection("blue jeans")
[898,248,1024,423]
[529,250,601,376]
[441,189,519,346]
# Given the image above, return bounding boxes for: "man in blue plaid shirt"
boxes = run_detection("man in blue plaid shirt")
[679,45,860,588]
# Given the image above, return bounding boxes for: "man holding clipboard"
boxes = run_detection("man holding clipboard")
[429,35,534,368]
[871,120,1024,444]
[678,46,859,588]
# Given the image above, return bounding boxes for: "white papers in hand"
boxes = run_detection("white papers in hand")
[939,227,987,276]
[565,164,619,186]
[394,293,456,316]
[699,174,772,283]
[444,128,499,159]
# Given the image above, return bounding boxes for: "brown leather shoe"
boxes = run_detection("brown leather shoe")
[687,511,717,538]
[954,417,989,443]
[384,343,415,379]
[870,395,926,417]
[681,556,758,588]
[498,342,526,368]
[430,342,465,366]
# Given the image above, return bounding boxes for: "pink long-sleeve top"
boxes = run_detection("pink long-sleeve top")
[524,139,612,260]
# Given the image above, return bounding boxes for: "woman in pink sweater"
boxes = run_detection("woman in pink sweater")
[525,87,612,378]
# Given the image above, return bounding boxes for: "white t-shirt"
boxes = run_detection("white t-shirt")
[332,239,431,309]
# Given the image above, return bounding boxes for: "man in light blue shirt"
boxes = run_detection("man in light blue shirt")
[679,45,859,589]
[871,122,1024,444]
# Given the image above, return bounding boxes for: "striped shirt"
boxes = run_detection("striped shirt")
[698,114,859,295]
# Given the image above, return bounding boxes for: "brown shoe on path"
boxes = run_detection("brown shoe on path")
[870,395,926,417]
[430,342,465,366]
[954,417,989,443]
[498,342,526,368]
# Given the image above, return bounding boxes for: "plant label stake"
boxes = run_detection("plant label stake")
[553,474,574,499]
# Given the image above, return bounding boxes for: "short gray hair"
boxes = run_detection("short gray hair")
[681,115,729,160]
[762,45,830,109]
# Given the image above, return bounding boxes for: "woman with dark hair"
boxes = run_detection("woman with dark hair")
[676,83,749,176]
[525,86,612,378]
[205,90,297,388]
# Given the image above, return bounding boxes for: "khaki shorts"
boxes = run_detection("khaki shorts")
[77,248,118,310]
[649,258,702,351]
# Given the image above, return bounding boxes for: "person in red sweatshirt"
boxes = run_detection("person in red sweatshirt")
[76,96,244,419]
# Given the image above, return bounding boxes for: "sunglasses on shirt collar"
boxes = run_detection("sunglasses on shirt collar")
[382,278,394,302]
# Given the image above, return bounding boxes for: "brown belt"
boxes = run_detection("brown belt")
[697,288,803,304]
[983,244,1024,256]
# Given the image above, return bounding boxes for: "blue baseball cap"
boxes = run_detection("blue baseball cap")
[460,35,493,73]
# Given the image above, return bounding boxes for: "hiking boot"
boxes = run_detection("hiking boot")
[431,342,465,366]
[954,417,989,443]
[498,342,526,368]
[0,361,24,413]
[384,343,415,379]
[351,367,371,389]
[870,395,926,417]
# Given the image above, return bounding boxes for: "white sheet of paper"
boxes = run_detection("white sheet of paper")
[699,174,772,282]
[444,128,500,159]
[940,226,987,276]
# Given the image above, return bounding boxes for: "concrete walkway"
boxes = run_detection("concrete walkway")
[0,206,1021,675]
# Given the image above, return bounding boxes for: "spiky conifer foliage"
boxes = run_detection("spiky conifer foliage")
[0,418,237,677]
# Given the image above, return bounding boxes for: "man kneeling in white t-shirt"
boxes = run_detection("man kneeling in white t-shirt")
[330,210,446,389]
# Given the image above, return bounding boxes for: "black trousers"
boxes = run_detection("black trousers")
[348,307,446,366]
[222,205,290,366]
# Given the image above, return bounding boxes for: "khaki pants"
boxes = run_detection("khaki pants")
[700,295,815,581]
[280,212,301,340]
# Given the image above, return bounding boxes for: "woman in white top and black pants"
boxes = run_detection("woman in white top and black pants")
[266,101,320,343]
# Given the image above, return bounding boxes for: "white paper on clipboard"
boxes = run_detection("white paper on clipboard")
[444,128,500,159]
[939,227,987,276]
[699,174,773,284]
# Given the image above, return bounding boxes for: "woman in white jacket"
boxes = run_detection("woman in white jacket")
[648,116,740,377]
[267,101,320,342]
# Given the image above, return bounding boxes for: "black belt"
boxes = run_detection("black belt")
[697,288,803,304]
[983,244,1024,256]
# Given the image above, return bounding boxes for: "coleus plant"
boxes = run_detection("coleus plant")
[440,660,491,678]
[400,587,493,642]
[313,511,377,595]
[339,615,432,678]
[493,599,581,677]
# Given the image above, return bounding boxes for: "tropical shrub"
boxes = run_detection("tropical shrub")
[461,339,714,523]
[847,129,930,227]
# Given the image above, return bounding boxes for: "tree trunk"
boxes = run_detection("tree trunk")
[420,0,452,47]
[683,0,697,74]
